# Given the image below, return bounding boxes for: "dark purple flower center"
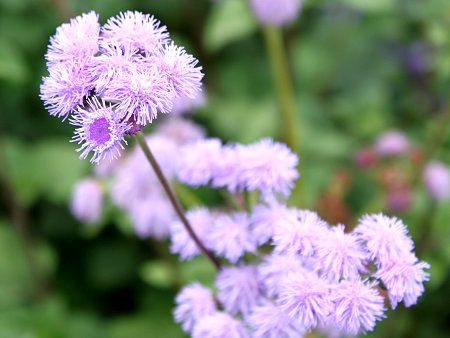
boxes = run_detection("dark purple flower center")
[88,117,111,145]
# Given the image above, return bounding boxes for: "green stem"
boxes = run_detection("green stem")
[135,132,221,270]
[263,25,298,153]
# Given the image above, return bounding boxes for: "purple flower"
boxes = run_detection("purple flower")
[209,212,256,263]
[157,42,204,99]
[45,11,100,64]
[250,0,302,26]
[170,207,214,260]
[330,280,386,336]
[278,271,332,330]
[216,265,261,316]
[155,116,205,146]
[250,202,294,245]
[89,41,143,93]
[375,253,430,309]
[177,138,223,186]
[423,161,450,201]
[314,225,367,282]
[273,209,328,258]
[70,97,129,163]
[174,283,216,333]
[70,178,103,223]
[237,138,299,196]
[257,253,306,297]
[40,58,94,118]
[102,64,172,125]
[355,213,414,266]
[171,90,206,115]
[248,300,304,338]
[192,312,249,338]
[211,144,243,192]
[374,130,410,156]
[102,11,169,54]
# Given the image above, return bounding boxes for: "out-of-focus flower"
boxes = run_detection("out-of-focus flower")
[216,265,261,316]
[387,187,412,213]
[374,130,410,156]
[155,116,205,145]
[423,161,450,201]
[70,97,129,163]
[250,0,302,26]
[330,280,386,336]
[70,178,103,223]
[192,312,249,338]
[354,147,378,168]
[174,283,216,333]
[248,301,304,338]
[171,90,206,115]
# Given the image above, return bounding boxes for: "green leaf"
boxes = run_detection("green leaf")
[203,0,257,52]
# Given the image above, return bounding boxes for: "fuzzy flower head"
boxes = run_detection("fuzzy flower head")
[248,301,304,338]
[70,178,103,223]
[375,253,430,309]
[237,138,299,196]
[40,58,94,118]
[170,208,214,260]
[46,11,100,64]
[250,0,302,26]
[273,209,328,258]
[174,283,216,333]
[70,97,129,163]
[157,42,204,99]
[155,116,205,146]
[177,138,223,186]
[423,161,450,201]
[103,64,172,125]
[330,280,386,336]
[355,213,414,266]
[102,11,169,54]
[374,130,410,156]
[192,312,249,338]
[278,271,332,330]
[216,265,261,316]
[209,212,256,263]
[314,225,367,282]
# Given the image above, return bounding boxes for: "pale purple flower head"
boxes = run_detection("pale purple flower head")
[170,208,214,260]
[70,178,103,223]
[102,11,169,54]
[209,212,256,263]
[423,161,450,201]
[250,202,294,245]
[330,280,386,336]
[355,213,414,266]
[171,90,206,115]
[40,58,94,118]
[155,116,205,146]
[216,265,261,316]
[211,144,244,192]
[250,0,302,26]
[102,64,172,125]
[70,97,129,163]
[277,271,332,330]
[248,301,304,338]
[237,138,299,196]
[45,11,100,64]
[174,283,216,333]
[273,209,328,258]
[157,42,204,99]
[192,312,249,338]
[374,252,430,309]
[314,225,367,282]
[257,253,307,297]
[177,138,223,186]
[374,130,410,156]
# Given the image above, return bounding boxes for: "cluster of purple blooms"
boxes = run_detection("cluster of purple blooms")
[40,11,203,163]
[249,0,303,26]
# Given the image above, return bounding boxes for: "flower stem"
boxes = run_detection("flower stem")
[135,132,221,270]
[263,25,298,153]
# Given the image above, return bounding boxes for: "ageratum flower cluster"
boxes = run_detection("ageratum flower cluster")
[40,11,203,163]
[170,138,430,338]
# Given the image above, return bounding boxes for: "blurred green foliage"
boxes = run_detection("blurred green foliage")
[0,0,449,337]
